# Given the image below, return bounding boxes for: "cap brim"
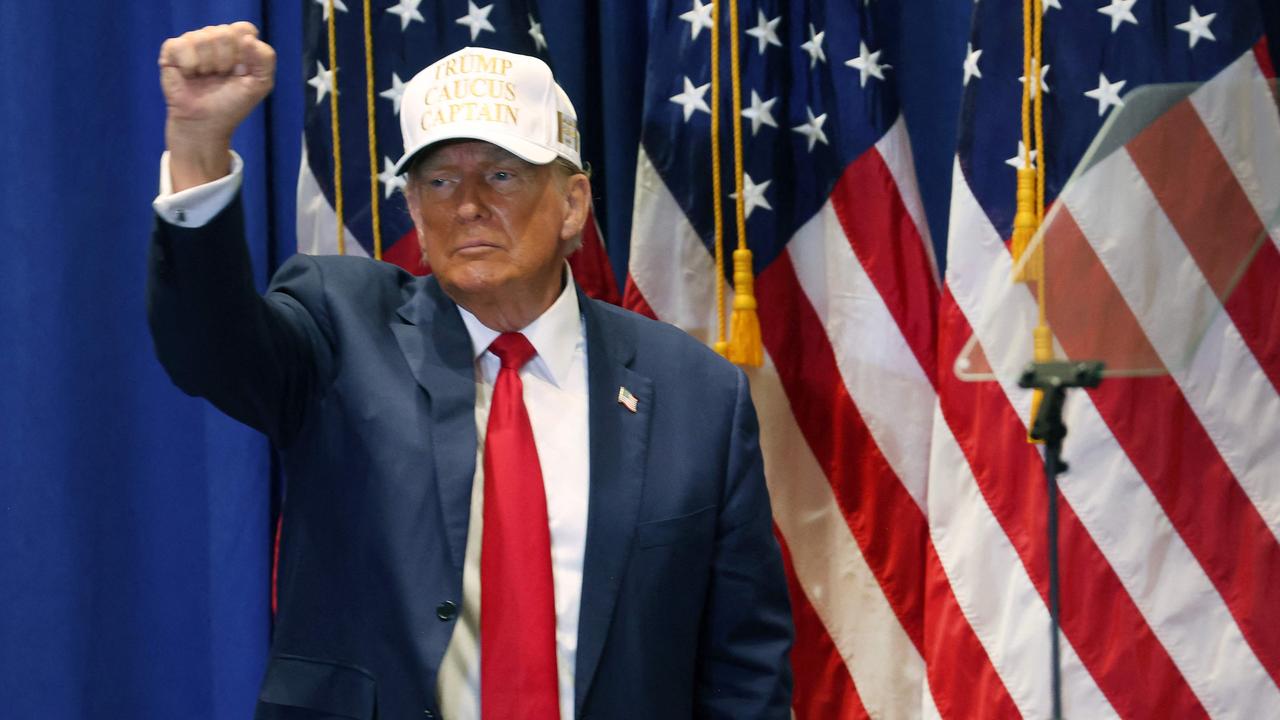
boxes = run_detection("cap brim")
[393,126,559,175]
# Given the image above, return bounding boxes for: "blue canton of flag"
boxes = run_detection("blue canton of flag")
[637,1,901,271]
[626,2,942,717]
[958,0,1265,235]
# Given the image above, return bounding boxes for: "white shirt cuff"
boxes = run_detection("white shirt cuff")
[152,150,244,228]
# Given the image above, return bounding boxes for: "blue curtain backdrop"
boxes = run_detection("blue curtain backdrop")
[2,2,1276,718]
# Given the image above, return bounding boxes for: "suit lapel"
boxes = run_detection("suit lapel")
[574,293,652,715]
[390,277,477,571]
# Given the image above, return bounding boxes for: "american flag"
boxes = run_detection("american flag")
[299,0,618,302]
[624,1,940,716]
[934,0,1279,718]
[627,0,1280,718]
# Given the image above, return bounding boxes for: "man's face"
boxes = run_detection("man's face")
[405,141,588,322]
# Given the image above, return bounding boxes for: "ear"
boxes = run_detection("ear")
[559,173,591,244]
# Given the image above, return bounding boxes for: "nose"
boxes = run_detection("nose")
[454,177,488,222]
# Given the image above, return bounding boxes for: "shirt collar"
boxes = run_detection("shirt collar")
[456,266,582,388]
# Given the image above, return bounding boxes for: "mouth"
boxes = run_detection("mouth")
[454,239,501,256]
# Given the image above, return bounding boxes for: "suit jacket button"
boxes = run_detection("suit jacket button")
[436,601,457,621]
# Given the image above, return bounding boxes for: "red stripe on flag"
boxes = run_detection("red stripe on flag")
[382,229,429,276]
[923,541,1019,720]
[568,211,621,305]
[936,291,1209,718]
[1224,248,1280,392]
[757,251,927,652]
[1047,196,1280,688]
[1088,373,1280,689]
[620,275,659,320]
[830,149,940,385]
[1255,38,1276,78]
[1126,99,1280,392]
[777,530,870,720]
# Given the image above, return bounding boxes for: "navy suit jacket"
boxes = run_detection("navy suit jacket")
[148,196,792,719]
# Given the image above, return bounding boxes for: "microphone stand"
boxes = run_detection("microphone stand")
[1017,360,1104,720]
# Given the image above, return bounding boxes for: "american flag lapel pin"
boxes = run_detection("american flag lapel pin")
[617,386,639,413]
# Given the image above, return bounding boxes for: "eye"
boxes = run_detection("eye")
[491,170,513,182]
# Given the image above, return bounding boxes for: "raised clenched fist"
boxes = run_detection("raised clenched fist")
[159,22,276,190]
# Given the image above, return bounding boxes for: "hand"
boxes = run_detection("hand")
[158,22,276,190]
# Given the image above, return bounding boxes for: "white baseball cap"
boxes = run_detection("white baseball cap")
[393,46,582,174]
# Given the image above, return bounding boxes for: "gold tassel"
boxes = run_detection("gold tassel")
[727,248,763,367]
[1027,323,1053,443]
[1011,167,1039,282]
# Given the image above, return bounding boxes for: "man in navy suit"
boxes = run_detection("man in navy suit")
[150,22,791,719]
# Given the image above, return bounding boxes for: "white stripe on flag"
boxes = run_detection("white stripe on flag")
[627,149,718,336]
[628,148,929,716]
[296,144,368,258]
[876,117,940,281]
[787,202,933,511]
[945,147,1280,717]
[1061,381,1280,719]
[1063,149,1280,542]
[1189,54,1280,247]
[928,403,1120,720]
[752,360,925,720]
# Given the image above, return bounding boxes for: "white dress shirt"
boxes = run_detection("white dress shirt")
[152,151,243,227]
[153,154,591,720]
[441,278,590,720]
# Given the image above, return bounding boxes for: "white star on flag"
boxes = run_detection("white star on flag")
[845,41,888,87]
[316,0,348,22]
[1098,0,1139,33]
[1175,7,1216,49]
[1005,140,1038,170]
[679,0,715,41]
[378,158,407,199]
[791,108,830,152]
[1084,72,1126,116]
[741,90,778,135]
[528,14,548,52]
[1019,59,1051,98]
[670,76,711,121]
[963,43,983,86]
[745,10,782,55]
[386,0,424,32]
[800,24,826,68]
[730,172,772,219]
[308,60,336,105]
[1042,0,1061,14]
[456,1,495,41]
[379,72,405,114]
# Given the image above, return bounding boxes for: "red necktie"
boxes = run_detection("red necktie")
[481,332,560,720]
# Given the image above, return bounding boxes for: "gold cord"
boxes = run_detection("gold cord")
[326,0,345,255]
[724,0,762,367]
[362,0,382,259]
[710,0,727,356]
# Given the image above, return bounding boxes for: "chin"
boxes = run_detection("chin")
[437,265,510,300]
